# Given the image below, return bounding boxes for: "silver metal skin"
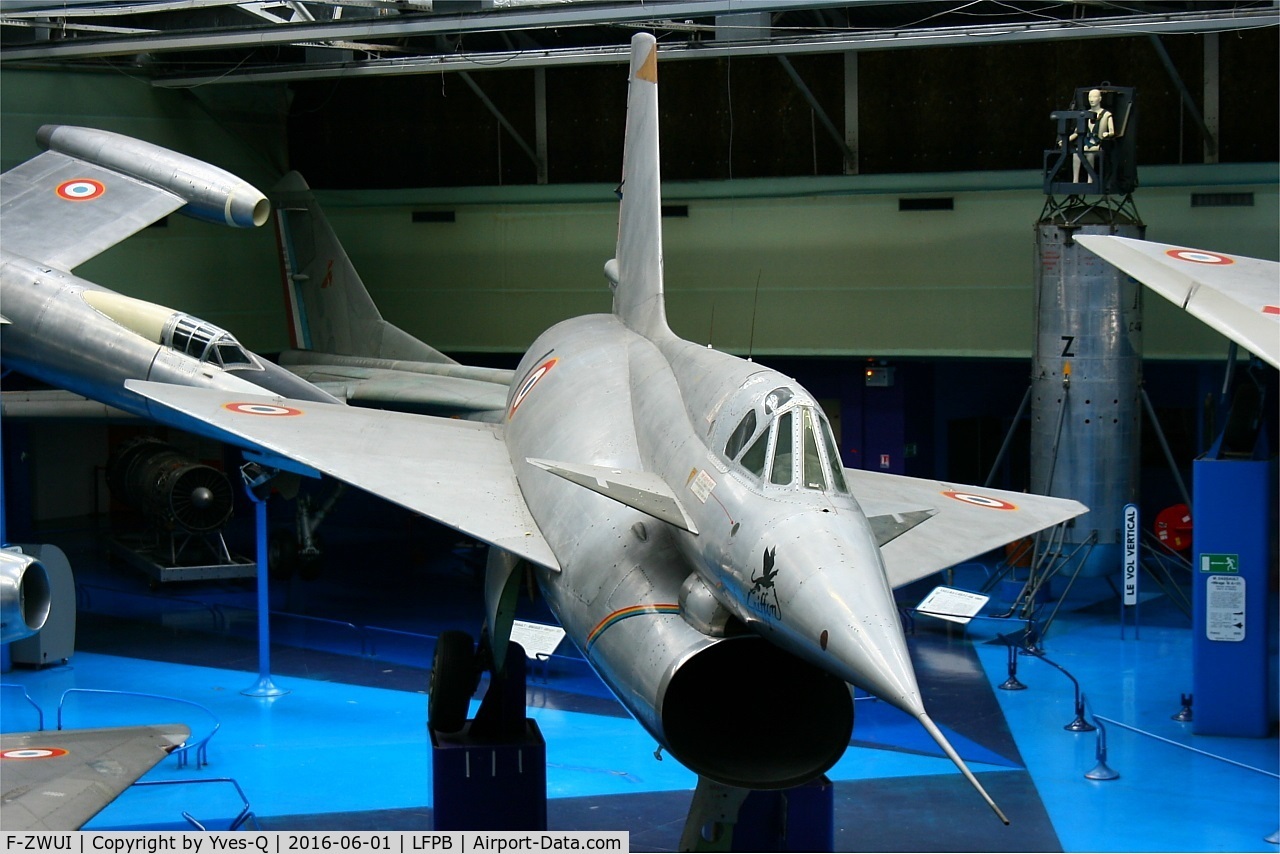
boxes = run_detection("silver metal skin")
[0,549,51,644]
[0,126,340,416]
[38,124,269,230]
[1,255,336,411]
[505,35,1003,815]
[272,171,514,420]
[126,34,1085,819]
[505,319,902,789]
[1,723,191,831]
[1075,234,1280,370]
[1032,224,1143,576]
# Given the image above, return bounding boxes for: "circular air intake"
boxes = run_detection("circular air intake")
[661,636,854,790]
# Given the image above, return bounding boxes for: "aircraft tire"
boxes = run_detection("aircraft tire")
[268,528,297,581]
[429,630,478,733]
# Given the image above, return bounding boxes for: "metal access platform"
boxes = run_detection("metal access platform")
[109,531,255,583]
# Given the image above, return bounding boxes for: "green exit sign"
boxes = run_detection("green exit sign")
[1200,553,1240,573]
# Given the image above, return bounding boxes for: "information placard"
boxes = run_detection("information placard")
[1205,575,1246,642]
[509,620,566,659]
[915,587,989,624]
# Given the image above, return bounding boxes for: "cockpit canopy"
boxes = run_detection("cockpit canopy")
[719,383,848,494]
[163,314,256,369]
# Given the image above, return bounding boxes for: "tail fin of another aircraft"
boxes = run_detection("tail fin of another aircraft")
[610,32,672,341]
[272,172,456,364]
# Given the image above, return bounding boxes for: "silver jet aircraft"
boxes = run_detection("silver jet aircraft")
[0,124,341,416]
[0,125,334,667]
[127,33,1086,823]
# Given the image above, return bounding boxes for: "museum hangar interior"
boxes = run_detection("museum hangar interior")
[0,1,1277,849]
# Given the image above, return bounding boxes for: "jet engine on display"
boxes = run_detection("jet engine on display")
[0,548,51,644]
[106,437,235,534]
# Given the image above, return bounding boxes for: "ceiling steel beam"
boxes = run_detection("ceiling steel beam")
[0,0,886,61]
[138,8,1278,88]
[777,55,856,170]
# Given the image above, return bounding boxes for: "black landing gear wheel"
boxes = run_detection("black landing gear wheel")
[429,630,480,734]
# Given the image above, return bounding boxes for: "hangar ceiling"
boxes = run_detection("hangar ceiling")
[1,1,1276,87]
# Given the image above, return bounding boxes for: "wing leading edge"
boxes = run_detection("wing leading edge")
[125,381,559,570]
[1,724,190,831]
[846,468,1087,589]
[1075,234,1279,369]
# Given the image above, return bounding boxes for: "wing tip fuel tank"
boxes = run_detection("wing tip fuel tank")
[37,124,269,229]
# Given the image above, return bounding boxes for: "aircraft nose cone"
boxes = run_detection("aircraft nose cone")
[745,512,924,717]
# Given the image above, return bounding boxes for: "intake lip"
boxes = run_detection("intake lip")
[660,635,853,790]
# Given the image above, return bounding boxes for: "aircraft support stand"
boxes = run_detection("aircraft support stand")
[679,776,834,852]
[240,462,288,698]
[430,641,547,831]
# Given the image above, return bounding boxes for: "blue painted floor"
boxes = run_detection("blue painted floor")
[2,522,1276,852]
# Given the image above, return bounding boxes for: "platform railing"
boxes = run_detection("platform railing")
[0,683,46,731]
[57,687,220,769]
[78,583,225,631]
[129,777,258,831]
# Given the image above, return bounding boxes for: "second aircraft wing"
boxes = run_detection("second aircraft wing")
[1,724,190,831]
[1075,234,1279,369]
[124,381,558,570]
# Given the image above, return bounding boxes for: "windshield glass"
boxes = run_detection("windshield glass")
[770,411,794,485]
[725,410,757,461]
[822,414,849,493]
[722,384,847,494]
[165,315,255,369]
[802,409,826,491]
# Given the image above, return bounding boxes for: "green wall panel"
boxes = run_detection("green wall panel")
[314,168,1277,360]
[2,64,1274,361]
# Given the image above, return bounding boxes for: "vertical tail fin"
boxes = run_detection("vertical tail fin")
[611,33,672,341]
[272,172,455,364]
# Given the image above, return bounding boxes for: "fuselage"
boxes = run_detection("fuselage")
[501,312,922,787]
[0,251,338,412]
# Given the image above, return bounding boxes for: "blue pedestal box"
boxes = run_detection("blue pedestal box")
[430,719,547,831]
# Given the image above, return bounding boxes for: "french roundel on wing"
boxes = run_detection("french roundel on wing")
[1164,248,1235,266]
[508,357,559,418]
[942,490,1017,511]
[55,178,106,201]
[223,402,304,417]
[2,747,69,759]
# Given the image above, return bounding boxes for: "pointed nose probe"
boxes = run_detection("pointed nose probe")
[749,521,1009,823]
[802,600,1010,824]
[917,710,1011,825]
[833,607,1010,824]
[845,640,1010,825]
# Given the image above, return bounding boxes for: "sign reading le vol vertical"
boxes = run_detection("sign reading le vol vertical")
[1122,503,1139,606]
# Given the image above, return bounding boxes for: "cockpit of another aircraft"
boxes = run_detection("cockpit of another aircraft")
[720,383,848,494]
[164,314,256,369]
[80,289,260,372]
